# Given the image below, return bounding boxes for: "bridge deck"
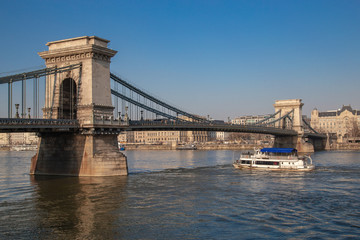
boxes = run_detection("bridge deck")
[0,118,79,133]
[126,121,298,136]
[0,118,305,137]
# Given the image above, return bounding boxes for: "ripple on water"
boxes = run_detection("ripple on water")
[1,150,360,239]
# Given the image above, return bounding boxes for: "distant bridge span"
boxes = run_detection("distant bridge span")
[125,121,298,136]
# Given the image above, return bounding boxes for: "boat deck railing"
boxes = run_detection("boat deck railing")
[240,154,301,161]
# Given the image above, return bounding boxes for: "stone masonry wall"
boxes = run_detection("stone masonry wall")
[31,133,127,176]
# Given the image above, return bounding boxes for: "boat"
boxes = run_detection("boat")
[233,148,314,171]
[118,143,126,151]
[176,144,197,150]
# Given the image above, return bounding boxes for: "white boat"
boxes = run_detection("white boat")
[233,148,314,171]
[176,144,197,150]
[118,142,126,151]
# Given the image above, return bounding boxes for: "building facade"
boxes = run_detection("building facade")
[117,117,228,144]
[119,130,212,144]
[0,133,38,145]
[311,105,360,143]
[215,132,230,141]
[134,131,181,144]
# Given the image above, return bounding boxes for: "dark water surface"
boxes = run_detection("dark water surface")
[0,150,359,239]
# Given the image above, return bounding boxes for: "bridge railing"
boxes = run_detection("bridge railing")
[0,118,79,133]
[91,115,129,126]
[0,118,78,126]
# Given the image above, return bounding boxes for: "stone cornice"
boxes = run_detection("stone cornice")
[45,36,110,46]
[38,45,117,64]
[273,99,304,108]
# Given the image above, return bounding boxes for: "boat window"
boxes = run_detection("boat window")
[255,161,279,165]
[241,160,251,164]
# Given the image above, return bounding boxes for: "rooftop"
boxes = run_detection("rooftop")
[317,105,360,117]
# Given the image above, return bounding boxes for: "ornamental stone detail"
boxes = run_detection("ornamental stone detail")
[45,51,112,64]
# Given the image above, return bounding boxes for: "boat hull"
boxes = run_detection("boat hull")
[233,163,315,171]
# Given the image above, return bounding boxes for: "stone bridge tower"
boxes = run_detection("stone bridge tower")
[273,99,304,133]
[39,36,116,123]
[273,99,314,153]
[30,36,128,176]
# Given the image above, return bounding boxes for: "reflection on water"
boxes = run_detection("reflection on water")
[1,150,360,239]
[126,150,237,173]
[30,176,128,239]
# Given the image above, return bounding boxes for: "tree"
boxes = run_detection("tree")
[347,118,360,138]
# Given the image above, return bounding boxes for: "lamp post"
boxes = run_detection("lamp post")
[124,106,129,122]
[15,104,20,118]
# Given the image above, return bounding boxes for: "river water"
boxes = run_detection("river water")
[0,150,359,239]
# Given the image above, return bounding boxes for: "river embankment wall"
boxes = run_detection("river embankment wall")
[124,143,264,151]
[331,144,360,151]
[124,143,360,151]
[1,143,360,151]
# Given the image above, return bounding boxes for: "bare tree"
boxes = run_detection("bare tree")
[348,119,360,137]
[228,133,251,142]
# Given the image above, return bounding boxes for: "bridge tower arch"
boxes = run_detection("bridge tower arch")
[273,99,314,153]
[59,77,77,119]
[273,99,303,133]
[39,36,116,122]
[31,36,128,176]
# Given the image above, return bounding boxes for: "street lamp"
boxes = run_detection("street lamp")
[15,104,20,118]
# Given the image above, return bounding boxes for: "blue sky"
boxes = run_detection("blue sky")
[0,0,359,120]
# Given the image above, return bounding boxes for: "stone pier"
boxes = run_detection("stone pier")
[273,135,315,153]
[30,133,127,176]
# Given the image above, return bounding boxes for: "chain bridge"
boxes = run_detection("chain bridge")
[0,36,326,176]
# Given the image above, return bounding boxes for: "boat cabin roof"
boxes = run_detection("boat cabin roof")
[260,148,297,153]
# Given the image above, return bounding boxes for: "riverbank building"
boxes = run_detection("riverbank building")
[310,105,360,143]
